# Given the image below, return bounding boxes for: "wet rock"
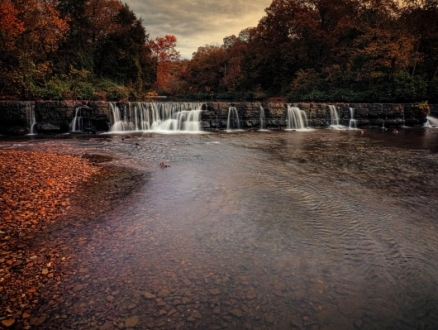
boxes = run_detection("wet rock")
[246,291,257,299]
[167,309,177,316]
[157,289,170,298]
[100,321,114,330]
[265,315,275,324]
[230,309,243,317]
[124,316,139,328]
[354,319,364,329]
[191,310,202,319]
[72,284,85,292]
[29,314,47,326]
[209,288,221,295]
[143,292,156,299]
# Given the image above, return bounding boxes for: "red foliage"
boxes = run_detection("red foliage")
[148,35,181,92]
[0,0,25,51]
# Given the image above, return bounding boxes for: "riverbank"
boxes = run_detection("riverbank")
[0,149,143,329]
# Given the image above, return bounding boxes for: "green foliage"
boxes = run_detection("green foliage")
[394,72,428,102]
[105,86,130,101]
[415,101,430,116]
[32,79,70,100]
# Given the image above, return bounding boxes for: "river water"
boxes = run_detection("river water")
[2,128,438,329]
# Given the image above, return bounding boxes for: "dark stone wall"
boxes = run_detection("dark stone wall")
[200,102,432,130]
[430,104,438,117]
[0,101,111,135]
[0,101,435,135]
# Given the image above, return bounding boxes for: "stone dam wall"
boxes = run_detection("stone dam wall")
[0,101,436,135]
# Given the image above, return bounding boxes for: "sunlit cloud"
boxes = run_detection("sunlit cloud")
[123,0,272,59]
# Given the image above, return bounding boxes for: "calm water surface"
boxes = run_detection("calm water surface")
[2,128,438,329]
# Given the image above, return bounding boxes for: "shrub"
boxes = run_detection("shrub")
[74,82,95,100]
[106,86,129,101]
[394,72,427,102]
[33,79,70,100]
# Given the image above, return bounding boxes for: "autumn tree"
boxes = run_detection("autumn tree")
[0,0,68,98]
[148,35,181,93]
[183,44,227,93]
[0,0,24,52]
[221,30,251,91]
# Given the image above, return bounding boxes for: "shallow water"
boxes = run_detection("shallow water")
[2,128,438,329]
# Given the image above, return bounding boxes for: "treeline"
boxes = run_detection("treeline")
[161,0,438,103]
[2,0,438,103]
[0,0,156,100]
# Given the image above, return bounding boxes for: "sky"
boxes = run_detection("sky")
[123,0,273,59]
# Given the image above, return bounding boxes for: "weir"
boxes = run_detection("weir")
[349,107,358,129]
[286,105,308,130]
[108,102,204,133]
[1,101,436,135]
[328,105,347,130]
[25,102,37,136]
[425,116,438,127]
[226,106,241,131]
[70,107,83,132]
[259,105,267,130]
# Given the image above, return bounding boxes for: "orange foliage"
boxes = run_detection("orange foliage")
[0,150,98,230]
[14,0,69,53]
[0,0,24,50]
[148,35,181,92]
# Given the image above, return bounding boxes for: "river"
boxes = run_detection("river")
[1,127,438,329]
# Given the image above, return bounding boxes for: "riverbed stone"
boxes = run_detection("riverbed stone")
[124,316,139,328]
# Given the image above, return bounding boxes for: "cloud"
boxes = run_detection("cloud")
[123,0,272,59]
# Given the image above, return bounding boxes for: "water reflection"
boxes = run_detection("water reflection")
[1,129,438,329]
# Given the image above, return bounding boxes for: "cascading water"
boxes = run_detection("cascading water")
[349,107,358,129]
[108,102,204,133]
[25,102,37,135]
[425,116,438,127]
[259,105,267,130]
[226,106,241,131]
[70,107,83,132]
[286,105,308,130]
[328,105,346,129]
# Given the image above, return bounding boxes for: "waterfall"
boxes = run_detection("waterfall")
[328,105,346,129]
[259,105,267,130]
[70,107,83,132]
[25,102,37,135]
[349,107,358,129]
[425,116,438,127]
[286,105,308,130]
[226,106,241,131]
[108,102,204,133]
